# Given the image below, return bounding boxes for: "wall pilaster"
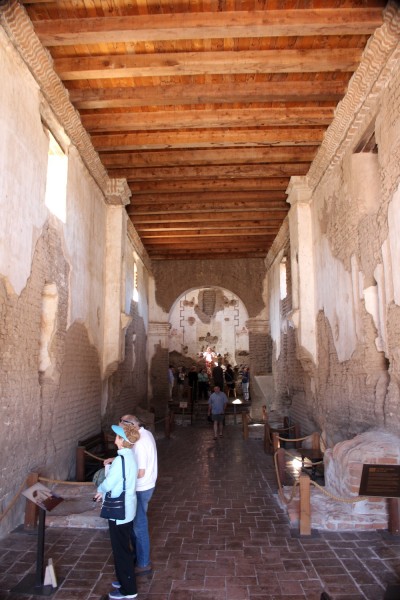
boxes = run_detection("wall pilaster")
[102,183,131,377]
[147,321,171,414]
[286,176,317,364]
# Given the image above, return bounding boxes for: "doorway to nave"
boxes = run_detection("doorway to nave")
[168,287,250,416]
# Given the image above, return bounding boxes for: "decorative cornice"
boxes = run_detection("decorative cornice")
[308,1,400,190]
[245,318,269,334]
[286,176,313,207]
[105,179,131,206]
[127,219,152,273]
[0,1,110,194]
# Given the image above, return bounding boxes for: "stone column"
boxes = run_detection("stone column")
[102,179,131,378]
[286,176,317,364]
[147,321,171,415]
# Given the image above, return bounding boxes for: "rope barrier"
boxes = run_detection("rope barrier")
[275,449,368,505]
[276,434,315,443]
[38,476,94,487]
[84,449,106,462]
[0,472,96,523]
[0,477,28,523]
[310,480,368,503]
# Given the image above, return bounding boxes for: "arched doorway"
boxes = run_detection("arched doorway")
[168,286,249,368]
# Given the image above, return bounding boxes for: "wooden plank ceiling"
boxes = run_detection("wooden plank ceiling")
[23,0,386,261]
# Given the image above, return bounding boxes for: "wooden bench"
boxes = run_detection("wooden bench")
[76,432,115,482]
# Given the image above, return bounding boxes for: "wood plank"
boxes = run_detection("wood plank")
[142,238,276,248]
[82,107,334,132]
[54,49,362,80]
[93,128,325,150]
[148,250,269,260]
[102,147,318,168]
[33,9,384,46]
[133,209,289,218]
[136,223,285,232]
[69,81,346,109]
[131,210,284,223]
[128,192,288,204]
[139,231,281,239]
[128,201,288,213]
[109,163,309,180]
[129,178,290,193]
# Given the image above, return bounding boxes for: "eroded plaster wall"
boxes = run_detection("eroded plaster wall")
[0,31,151,538]
[269,37,400,444]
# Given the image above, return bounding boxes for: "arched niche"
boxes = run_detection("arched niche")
[168,286,249,367]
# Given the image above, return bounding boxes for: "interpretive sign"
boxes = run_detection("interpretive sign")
[359,464,400,498]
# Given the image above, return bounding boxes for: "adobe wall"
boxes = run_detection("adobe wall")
[268,13,400,444]
[151,258,267,318]
[0,29,151,537]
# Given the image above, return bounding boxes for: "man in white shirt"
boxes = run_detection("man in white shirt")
[120,414,158,575]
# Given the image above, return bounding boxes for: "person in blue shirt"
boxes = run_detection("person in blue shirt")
[94,423,140,600]
[208,385,228,439]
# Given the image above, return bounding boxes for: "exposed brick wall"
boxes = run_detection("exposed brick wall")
[151,258,266,317]
[105,301,148,426]
[315,311,391,445]
[0,221,102,533]
[53,321,102,480]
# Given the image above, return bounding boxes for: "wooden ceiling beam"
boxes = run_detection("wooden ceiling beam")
[102,147,318,168]
[82,107,334,132]
[109,163,308,181]
[139,231,280,240]
[55,49,362,80]
[149,252,268,260]
[136,223,285,233]
[33,9,383,46]
[131,211,285,223]
[93,129,324,151]
[129,178,289,193]
[129,191,288,204]
[143,239,276,250]
[69,81,346,109]
[128,201,288,214]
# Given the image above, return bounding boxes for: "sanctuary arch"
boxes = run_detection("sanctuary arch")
[147,260,273,416]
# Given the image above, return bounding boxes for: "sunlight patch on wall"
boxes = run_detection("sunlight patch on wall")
[44,132,68,223]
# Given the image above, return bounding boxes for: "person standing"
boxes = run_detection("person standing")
[241,366,250,401]
[208,385,228,439]
[212,360,224,389]
[168,365,175,400]
[188,365,198,404]
[197,368,210,401]
[94,423,140,600]
[120,414,158,576]
[224,364,235,399]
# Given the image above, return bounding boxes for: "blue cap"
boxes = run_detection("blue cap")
[111,424,129,442]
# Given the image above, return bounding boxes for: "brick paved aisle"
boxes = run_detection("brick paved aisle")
[0,424,399,600]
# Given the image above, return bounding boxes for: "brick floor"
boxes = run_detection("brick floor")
[0,424,399,599]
